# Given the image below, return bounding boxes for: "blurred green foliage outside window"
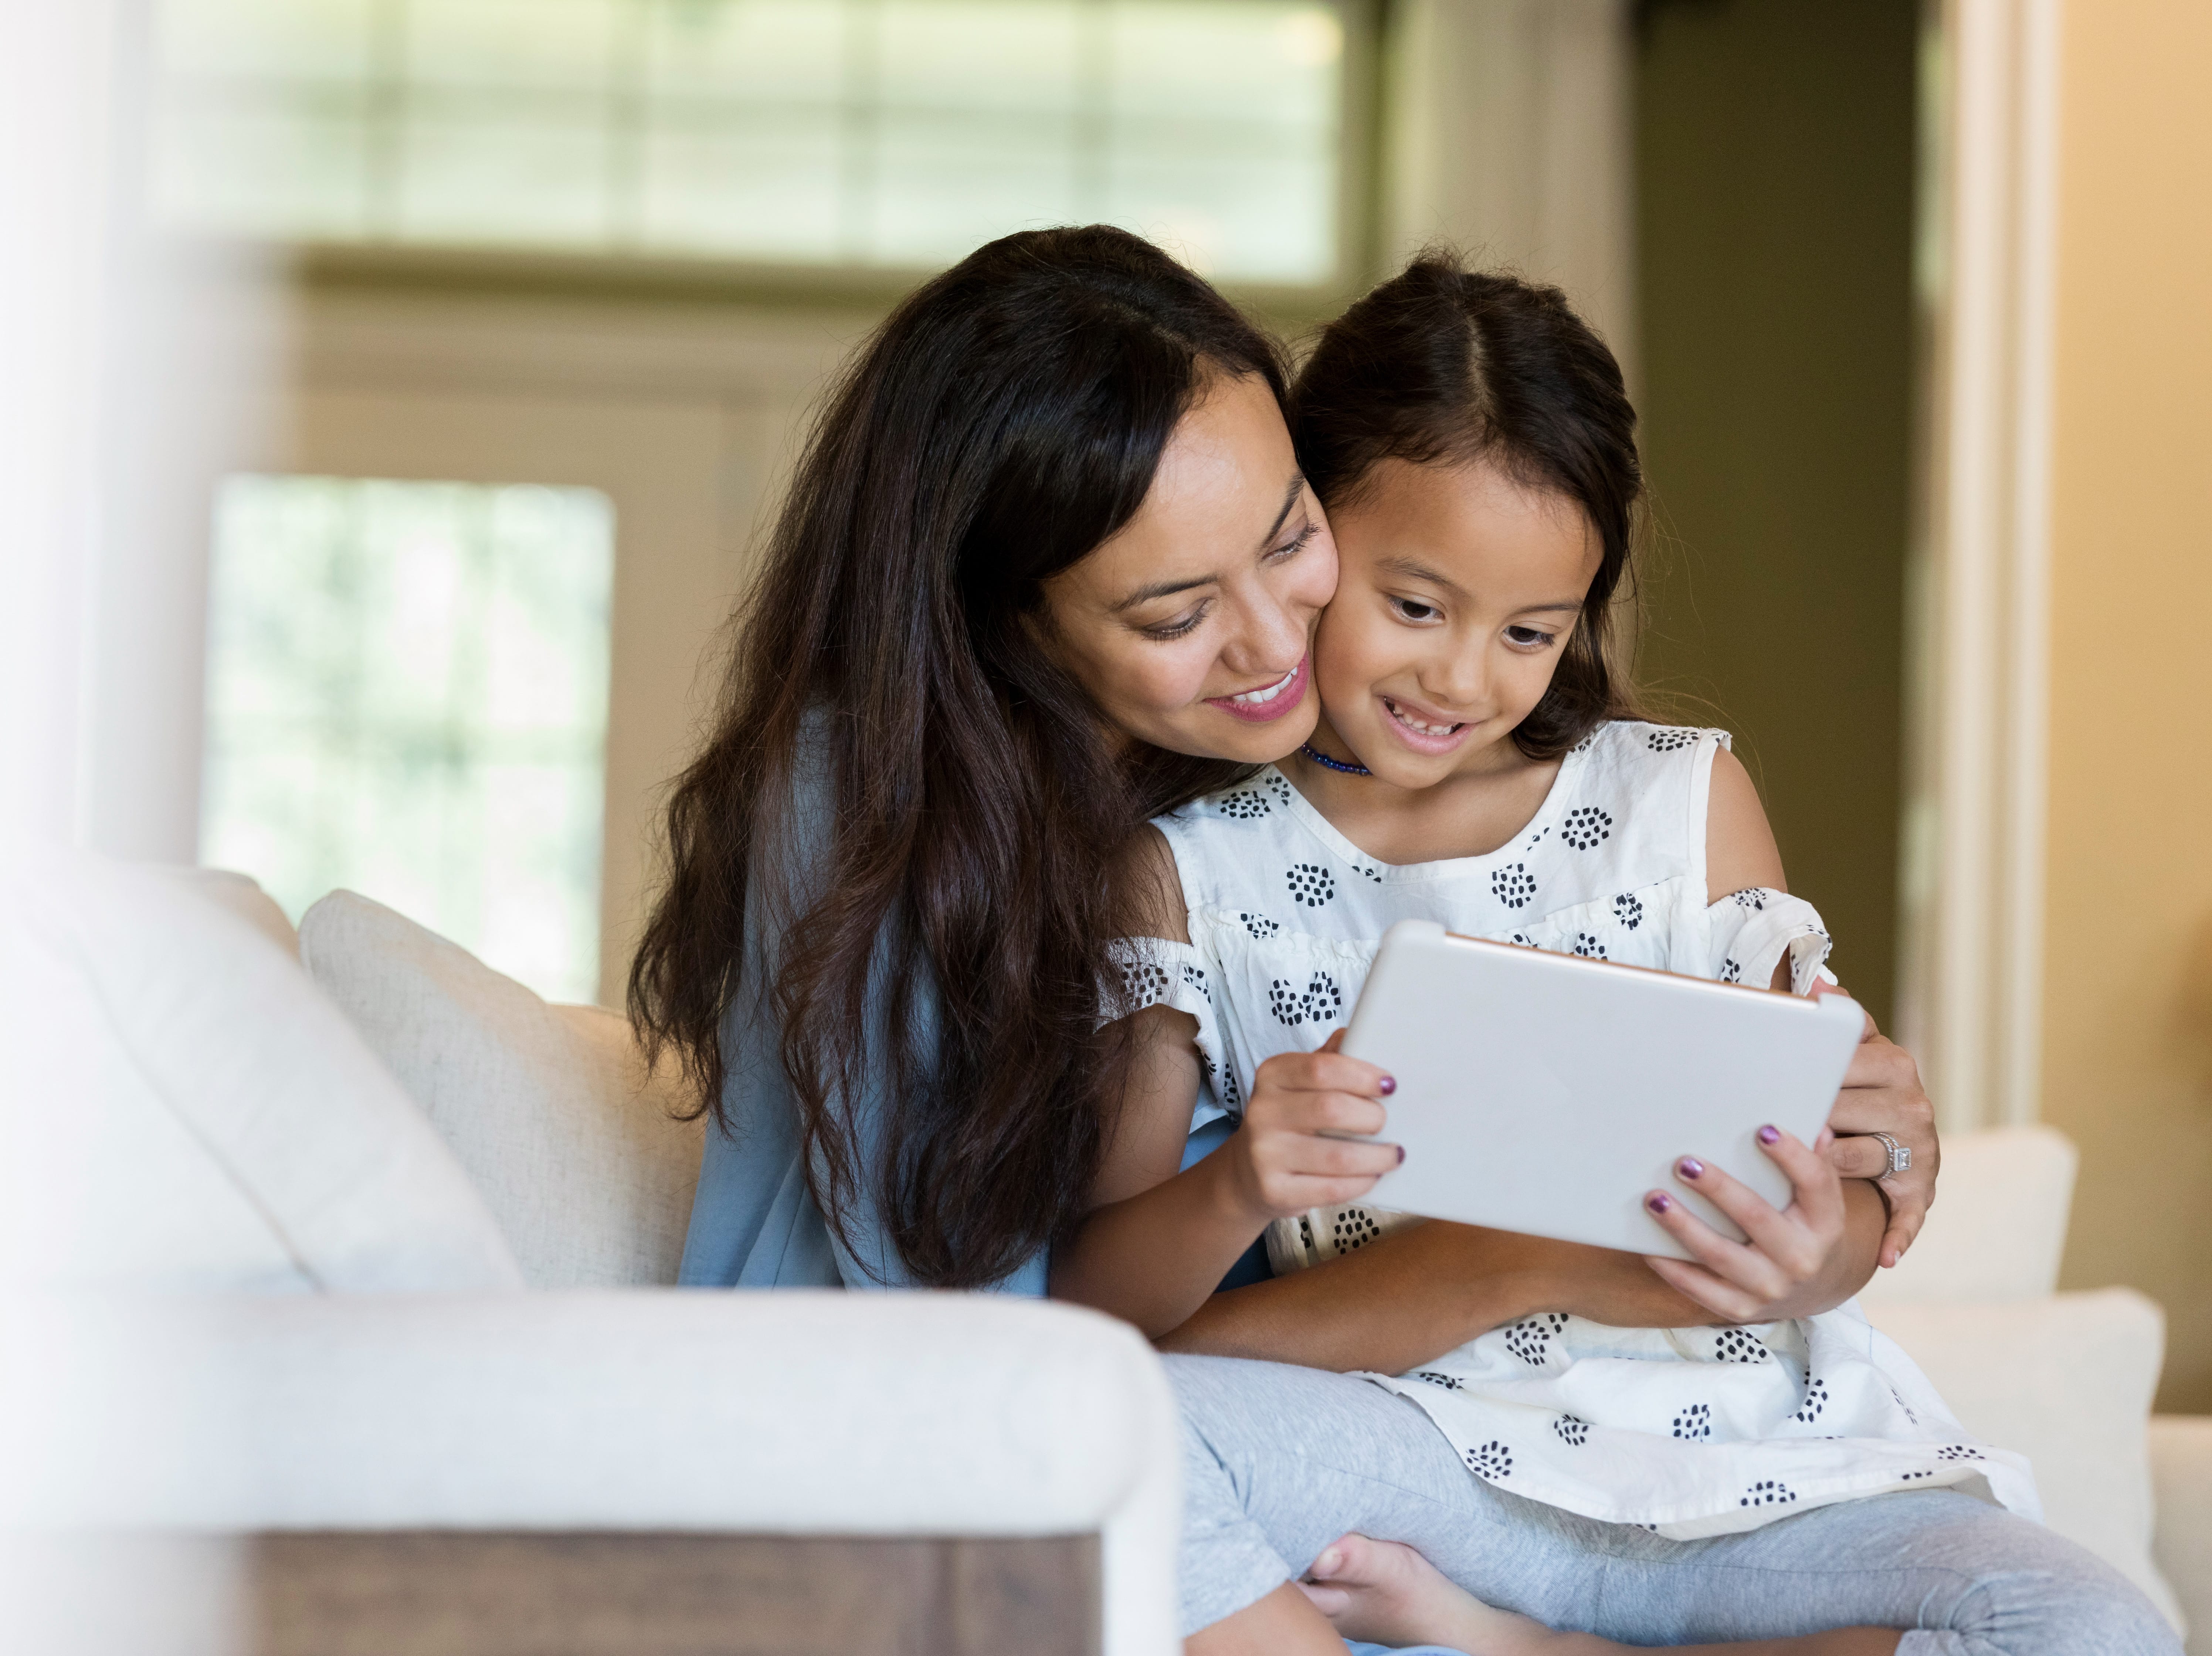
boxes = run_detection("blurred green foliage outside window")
[151,0,1347,284]
[200,476,614,1005]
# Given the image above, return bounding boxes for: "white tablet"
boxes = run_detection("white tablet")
[1345,920,1865,1260]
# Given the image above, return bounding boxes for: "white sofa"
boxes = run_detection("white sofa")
[4,855,2206,1652]
[3,857,1178,1656]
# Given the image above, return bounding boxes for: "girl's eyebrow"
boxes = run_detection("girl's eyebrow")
[1110,474,1307,613]
[1376,554,1467,595]
[1374,555,1582,615]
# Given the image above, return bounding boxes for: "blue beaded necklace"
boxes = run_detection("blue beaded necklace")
[1299,742,1371,777]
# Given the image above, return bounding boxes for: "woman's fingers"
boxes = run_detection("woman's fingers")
[1821,1027,1939,1268]
[1826,1134,1894,1180]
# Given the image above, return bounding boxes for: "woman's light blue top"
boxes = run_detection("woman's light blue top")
[675,725,1260,1295]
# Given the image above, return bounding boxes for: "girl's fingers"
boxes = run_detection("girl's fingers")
[1664,1134,1835,1274]
[1319,1029,1347,1053]
[1296,1174,1392,1209]
[1258,1049,1394,1099]
[1638,1189,1789,1302]
[1269,1088,1387,1138]
[1643,1254,1767,1324]
[1288,1135,1401,1180]
[1753,1127,1845,1229]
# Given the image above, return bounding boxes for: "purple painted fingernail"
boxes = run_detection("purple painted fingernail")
[1677,1156,1705,1180]
[1396,1144,1406,1165]
[1378,1075,1397,1096]
[1758,1125,1781,1145]
[1647,1192,1673,1214]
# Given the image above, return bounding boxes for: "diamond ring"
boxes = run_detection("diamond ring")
[1870,1131,1911,1175]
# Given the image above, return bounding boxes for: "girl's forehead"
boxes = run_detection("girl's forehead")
[1334,458,1598,595]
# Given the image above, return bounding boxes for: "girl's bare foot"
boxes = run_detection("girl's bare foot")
[1297,1533,1600,1655]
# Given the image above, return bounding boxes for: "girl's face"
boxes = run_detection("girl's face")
[1041,370,1337,762]
[1315,457,1600,787]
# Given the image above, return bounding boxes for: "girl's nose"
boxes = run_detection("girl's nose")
[1427,648,1489,711]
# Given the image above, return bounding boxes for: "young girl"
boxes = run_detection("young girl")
[1051,259,2093,1652]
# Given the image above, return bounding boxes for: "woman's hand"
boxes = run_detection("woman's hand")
[1640,1125,1882,1323]
[1816,1002,1940,1268]
[1227,1031,1401,1223]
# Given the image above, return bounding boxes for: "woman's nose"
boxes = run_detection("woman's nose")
[1224,586,1310,675]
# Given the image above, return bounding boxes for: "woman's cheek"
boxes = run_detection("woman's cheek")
[1120,635,1218,724]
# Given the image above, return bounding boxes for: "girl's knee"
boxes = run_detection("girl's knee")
[1948,1561,2181,1656]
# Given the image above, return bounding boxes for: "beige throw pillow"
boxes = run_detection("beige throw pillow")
[5,854,522,1295]
[299,892,704,1289]
[1869,1290,2182,1632]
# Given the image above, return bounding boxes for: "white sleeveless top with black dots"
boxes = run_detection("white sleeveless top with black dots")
[1112,721,2036,1538]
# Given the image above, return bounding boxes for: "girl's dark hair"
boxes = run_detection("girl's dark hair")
[629,225,1280,1289]
[1290,253,1644,757]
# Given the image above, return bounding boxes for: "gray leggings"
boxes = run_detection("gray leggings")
[1170,1355,2179,1655]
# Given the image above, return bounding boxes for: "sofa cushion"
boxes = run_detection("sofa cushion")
[298,892,703,1289]
[1868,1289,2181,1631]
[2148,1415,2210,1648]
[1857,1123,2078,1304]
[164,867,299,958]
[3,853,522,1294]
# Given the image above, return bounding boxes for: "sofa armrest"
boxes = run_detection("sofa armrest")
[2151,1415,2211,1652]
[20,1290,1180,1656]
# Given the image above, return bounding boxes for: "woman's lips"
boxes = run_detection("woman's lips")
[1205,655,1309,724]
[1378,692,1473,756]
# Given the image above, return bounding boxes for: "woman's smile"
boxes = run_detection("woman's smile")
[1208,656,1310,723]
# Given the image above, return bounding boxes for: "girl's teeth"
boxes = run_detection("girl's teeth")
[1232,667,1298,705]
[1387,699,1460,736]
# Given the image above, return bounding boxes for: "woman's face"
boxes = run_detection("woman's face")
[1040,371,1337,763]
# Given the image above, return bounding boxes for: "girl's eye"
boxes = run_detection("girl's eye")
[1143,602,1210,641]
[1505,625,1558,649]
[1390,597,1442,624]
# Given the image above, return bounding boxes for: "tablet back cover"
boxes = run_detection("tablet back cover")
[1346,921,1865,1260]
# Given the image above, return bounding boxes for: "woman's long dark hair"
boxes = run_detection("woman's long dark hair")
[630,227,1283,1288]
[1290,254,1646,757]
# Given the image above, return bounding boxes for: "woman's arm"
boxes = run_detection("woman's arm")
[1707,746,1939,1268]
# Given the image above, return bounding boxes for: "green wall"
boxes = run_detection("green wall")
[1633,0,1919,1028]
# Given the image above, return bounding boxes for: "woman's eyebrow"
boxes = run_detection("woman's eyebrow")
[1112,572,1215,612]
[1255,474,1306,550]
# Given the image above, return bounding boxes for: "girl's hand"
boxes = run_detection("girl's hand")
[1640,1126,1873,1323]
[1815,1000,1940,1268]
[1228,1030,1401,1222]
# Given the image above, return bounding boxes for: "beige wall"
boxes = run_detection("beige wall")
[2040,0,2212,1413]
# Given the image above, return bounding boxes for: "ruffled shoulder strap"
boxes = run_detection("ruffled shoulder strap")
[1699,887,1835,996]
[1103,936,1238,1125]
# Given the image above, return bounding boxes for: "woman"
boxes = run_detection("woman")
[632,228,2125,1653]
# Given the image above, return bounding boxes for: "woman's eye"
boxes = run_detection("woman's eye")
[1505,625,1557,649]
[1266,522,1319,562]
[1143,604,1210,641]
[1390,597,1442,624]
